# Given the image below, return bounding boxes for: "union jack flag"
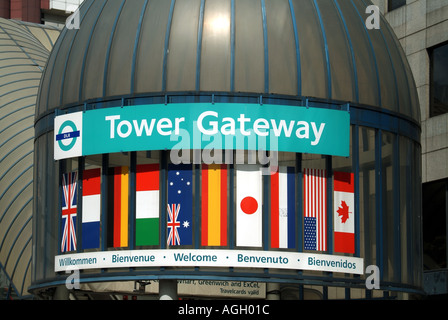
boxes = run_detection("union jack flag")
[61,171,78,252]
[167,203,181,246]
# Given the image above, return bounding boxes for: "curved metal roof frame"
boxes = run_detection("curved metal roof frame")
[0,18,59,299]
[36,0,420,124]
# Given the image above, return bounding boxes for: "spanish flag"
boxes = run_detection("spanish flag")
[107,166,129,248]
[201,164,227,246]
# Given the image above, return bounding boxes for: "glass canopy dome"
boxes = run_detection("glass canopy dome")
[32,0,423,299]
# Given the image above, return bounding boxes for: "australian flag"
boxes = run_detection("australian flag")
[167,164,193,246]
[61,171,78,252]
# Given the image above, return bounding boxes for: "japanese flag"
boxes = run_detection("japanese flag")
[236,164,262,247]
[333,171,355,254]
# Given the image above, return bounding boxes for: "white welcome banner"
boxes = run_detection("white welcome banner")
[55,249,364,275]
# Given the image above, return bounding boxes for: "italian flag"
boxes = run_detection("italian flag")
[135,164,160,246]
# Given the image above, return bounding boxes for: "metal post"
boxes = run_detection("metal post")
[266,283,280,300]
[53,285,69,300]
[159,280,178,300]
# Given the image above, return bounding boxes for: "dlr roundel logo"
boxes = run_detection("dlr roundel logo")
[54,112,83,160]
[56,120,80,152]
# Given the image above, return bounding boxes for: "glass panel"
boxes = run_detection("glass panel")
[316,0,355,102]
[337,0,380,107]
[83,0,124,101]
[333,125,353,172]
[106,0,146,97]
[351,0,397,113]
[47,30,76,109]
[134,0,172,94]
[302,153,326,170]
[399,136,410,284]
[412,142,423,288]
[381,131,395,282]
[399,136,424,287]
[166,0,201,92]
[265,0,297,96]
[32,135,45,283]
[62,0,105,106]
[277,152,296,168]
[47,133,59,280]
[200,0,231,92]
[234,0,264,93]
[290,0,327,98]
[359,127,376,267]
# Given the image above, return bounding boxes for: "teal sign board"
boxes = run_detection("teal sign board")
[54,103,350,160]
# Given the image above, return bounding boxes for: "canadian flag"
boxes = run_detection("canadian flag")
[236,164,262,247]
[333,171,355,254]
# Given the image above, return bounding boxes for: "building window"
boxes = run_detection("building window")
[429,42,448,117]
[423,179,447,270]
[388,0,406,11]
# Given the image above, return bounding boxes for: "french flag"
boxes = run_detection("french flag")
[333,171,355,254]
[271,166,295,249]
[82,168,101,249]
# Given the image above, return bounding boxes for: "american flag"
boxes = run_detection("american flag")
[61,171,78,252]
[304,168,327,251]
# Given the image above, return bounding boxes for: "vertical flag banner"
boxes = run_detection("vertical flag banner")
[271,166,295,249]
[201,164,228,247]
[334,171,355,254]
[167,164,193,246]
[82,168,101,250]
[236,164,263,247]
[107,166,129,248]
[61,171,78,252]
[303,168,327,251]
[135,164,160,246]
